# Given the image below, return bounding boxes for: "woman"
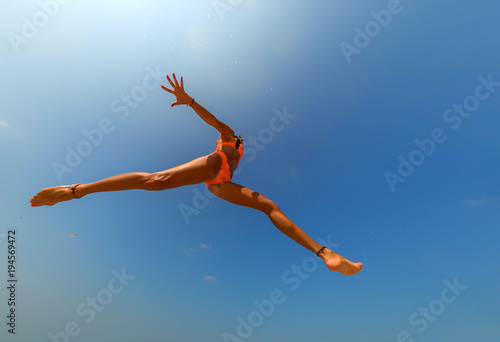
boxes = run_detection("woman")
[30,73,363,276]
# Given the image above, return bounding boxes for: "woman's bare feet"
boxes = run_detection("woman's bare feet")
[30,184,80,207]
[318,248,363,276]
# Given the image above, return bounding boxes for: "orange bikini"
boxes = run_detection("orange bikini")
[205,140,244,186]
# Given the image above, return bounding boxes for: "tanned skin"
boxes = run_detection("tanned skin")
[30,73,363,276]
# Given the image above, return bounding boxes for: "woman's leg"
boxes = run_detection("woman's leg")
[30,154,223,207]
[207,182,363,276]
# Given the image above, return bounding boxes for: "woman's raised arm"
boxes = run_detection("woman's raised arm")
[161,73,234,136]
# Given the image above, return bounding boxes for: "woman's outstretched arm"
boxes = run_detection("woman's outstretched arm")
[161,73,234,136]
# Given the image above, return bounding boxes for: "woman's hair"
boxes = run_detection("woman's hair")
[234,135,243,149]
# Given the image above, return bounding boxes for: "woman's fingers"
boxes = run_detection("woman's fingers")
[172,73,180,87]
[166,73,184,89]
[160,85,174,93]
[165,73,188,107]
[166,74,176,88]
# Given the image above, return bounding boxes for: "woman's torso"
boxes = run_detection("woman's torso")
[216,134,243,175]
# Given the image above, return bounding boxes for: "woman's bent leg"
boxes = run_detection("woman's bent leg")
[208,182,363,276]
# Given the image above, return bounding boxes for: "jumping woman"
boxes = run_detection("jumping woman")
[30,73,363,276]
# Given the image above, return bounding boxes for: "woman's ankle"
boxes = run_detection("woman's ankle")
[72,184,85,198]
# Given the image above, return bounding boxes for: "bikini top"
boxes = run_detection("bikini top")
[215,139,244,163]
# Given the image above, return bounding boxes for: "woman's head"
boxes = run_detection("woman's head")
[234,135,243,149]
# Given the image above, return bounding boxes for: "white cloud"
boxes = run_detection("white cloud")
[200,242,212,250]
[463,196,488,206]
[290,164,302,180]
[184,242,212,254]
[204,275,216,282]
[0,119,13,130]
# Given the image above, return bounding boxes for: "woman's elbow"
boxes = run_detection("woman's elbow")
[215,121,234,136]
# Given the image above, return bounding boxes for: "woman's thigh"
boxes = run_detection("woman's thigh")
[153,153,222,189]
[207,182,276,214]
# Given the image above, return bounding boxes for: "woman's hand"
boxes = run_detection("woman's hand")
[161,73,193,107]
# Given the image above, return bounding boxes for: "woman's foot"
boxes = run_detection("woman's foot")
[319,248,363,276]
[30,184,80,207]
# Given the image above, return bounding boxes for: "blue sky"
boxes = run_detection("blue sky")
[1,0,499,341]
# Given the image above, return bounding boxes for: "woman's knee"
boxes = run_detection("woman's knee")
[261,198,280,216]
[144,172,171,191]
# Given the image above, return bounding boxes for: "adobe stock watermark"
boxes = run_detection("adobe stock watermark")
[178,106,299,224]
[222,236,340,342]
[397,277,467,342]
[384,74,500,192]
[340,0,412,64]
[212,0,246,21]
[47,268,135,342]
[7,0,73,54]
[51,65,167,182]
